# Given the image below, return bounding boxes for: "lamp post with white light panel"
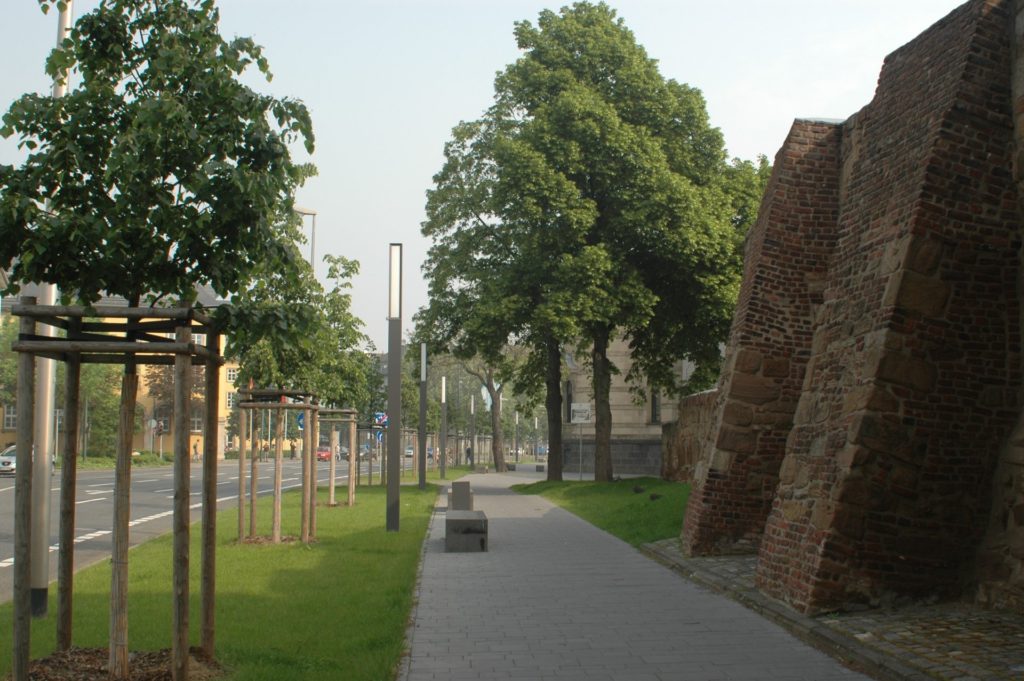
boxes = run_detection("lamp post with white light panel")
[386,244,402,532]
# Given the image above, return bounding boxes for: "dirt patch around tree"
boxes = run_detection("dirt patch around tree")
[5,647,227,681]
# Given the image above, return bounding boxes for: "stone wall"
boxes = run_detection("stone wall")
[681,0,1024,614]
[974,0,1024,612]
[661,389,717,482]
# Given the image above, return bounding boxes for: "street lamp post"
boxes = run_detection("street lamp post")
[386,244,402,532]
[294,205,317,269]
[439,377,447,480]
[418,343,427,490]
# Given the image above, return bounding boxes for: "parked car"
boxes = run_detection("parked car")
[404,446,414,458]
[316,446,332,462]
[0,444,54,476]
[0,446,14,476]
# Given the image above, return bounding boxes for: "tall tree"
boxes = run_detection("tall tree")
[0,1,315,675]
[496,3,740,481]
[421,2,749,482]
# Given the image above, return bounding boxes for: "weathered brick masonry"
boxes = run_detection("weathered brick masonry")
[681,0,1024,614]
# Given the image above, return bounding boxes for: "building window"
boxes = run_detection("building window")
[3,405,16,430]
[194,333,206,346]
[649,390,661,425]
[563,381,573,423]
[226,367,239,385]
[226,392,237,408]
[190,410,203,433]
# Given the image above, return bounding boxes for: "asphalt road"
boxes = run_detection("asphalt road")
[0,457,387,605]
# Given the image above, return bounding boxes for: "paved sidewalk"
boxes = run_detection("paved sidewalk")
[402,472,868,681]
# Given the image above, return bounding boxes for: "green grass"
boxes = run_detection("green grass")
[0,466,470,680]
[511,476,690,546]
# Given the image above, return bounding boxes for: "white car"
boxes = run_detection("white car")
[0,445,54,476]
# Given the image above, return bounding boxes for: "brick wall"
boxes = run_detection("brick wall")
[974,0,1024,612]
[682,0,1024,614]
[681,118,841,555]
[661,389,717,482]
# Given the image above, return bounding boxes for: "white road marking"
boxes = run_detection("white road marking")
[75,498,106,505]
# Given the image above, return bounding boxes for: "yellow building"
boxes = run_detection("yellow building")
[0,286,241,459]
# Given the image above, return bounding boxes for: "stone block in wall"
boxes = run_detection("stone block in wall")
[882,270,950,317]
[729,373,781,405]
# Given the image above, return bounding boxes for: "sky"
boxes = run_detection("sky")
[0,0,966,348]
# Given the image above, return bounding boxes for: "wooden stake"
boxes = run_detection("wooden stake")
[348,415,357,507]
[300,401,310,543]
[273,410,284,543]
[238,407,247,542]
[201,333,220,658]
[172,325,192,681]
[328,425,338,507]
[13,298,37,681]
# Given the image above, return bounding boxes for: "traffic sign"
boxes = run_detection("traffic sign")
[296,412,305,430]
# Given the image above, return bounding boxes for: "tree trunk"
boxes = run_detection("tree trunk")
[487,377,506,472]
[109,372,137,680]
[545,338,563,482]
[110,298,140,680]
[57,331,81,652]
[591,326,614,481]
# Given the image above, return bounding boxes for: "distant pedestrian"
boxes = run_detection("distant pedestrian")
[290,439,297,460]
[192,442,199,462]
[466,446,473,466]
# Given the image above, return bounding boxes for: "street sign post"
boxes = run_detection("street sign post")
[570,403,591,480]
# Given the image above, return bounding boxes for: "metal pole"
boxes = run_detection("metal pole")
[386,244,402,532]
[31,0,74,618]
[418,343,427,490]
[470,394,475,469]
[439,377,447,480]
[579,422,583,481]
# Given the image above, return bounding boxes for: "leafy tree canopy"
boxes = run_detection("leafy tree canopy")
[0,0,314,306]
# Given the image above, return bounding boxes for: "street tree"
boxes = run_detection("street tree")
[0,0,314,675]
[422,2,753,483]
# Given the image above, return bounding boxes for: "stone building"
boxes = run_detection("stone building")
[563,337,676,476]
[673,0,1024,615]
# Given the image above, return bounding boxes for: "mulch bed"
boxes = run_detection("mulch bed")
[7,647,226,681]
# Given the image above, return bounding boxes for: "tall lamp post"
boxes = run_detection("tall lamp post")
[439,377,447,480]
[386,244,402,532]
[418,343,427,490]
[295,205,317,269]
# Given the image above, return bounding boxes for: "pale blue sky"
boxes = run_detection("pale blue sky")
[1,0,964,347]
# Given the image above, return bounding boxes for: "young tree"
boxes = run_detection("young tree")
[0,1,315,675]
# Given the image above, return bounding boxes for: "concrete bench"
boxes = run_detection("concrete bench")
[445,510,488,552]
[449,480,473,511]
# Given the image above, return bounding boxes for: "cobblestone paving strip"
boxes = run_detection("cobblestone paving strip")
[644,540,1024,681]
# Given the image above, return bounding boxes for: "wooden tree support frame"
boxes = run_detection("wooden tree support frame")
[236,389,318,544]
[10,298,224,681]
[319,408,358,508]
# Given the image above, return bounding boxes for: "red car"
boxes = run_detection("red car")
[316,446,332,462]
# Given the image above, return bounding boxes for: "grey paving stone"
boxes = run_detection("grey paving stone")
[402,472,868,681]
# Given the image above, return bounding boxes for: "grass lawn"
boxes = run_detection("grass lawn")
[511,476,690,546]
[0,466,470,680]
